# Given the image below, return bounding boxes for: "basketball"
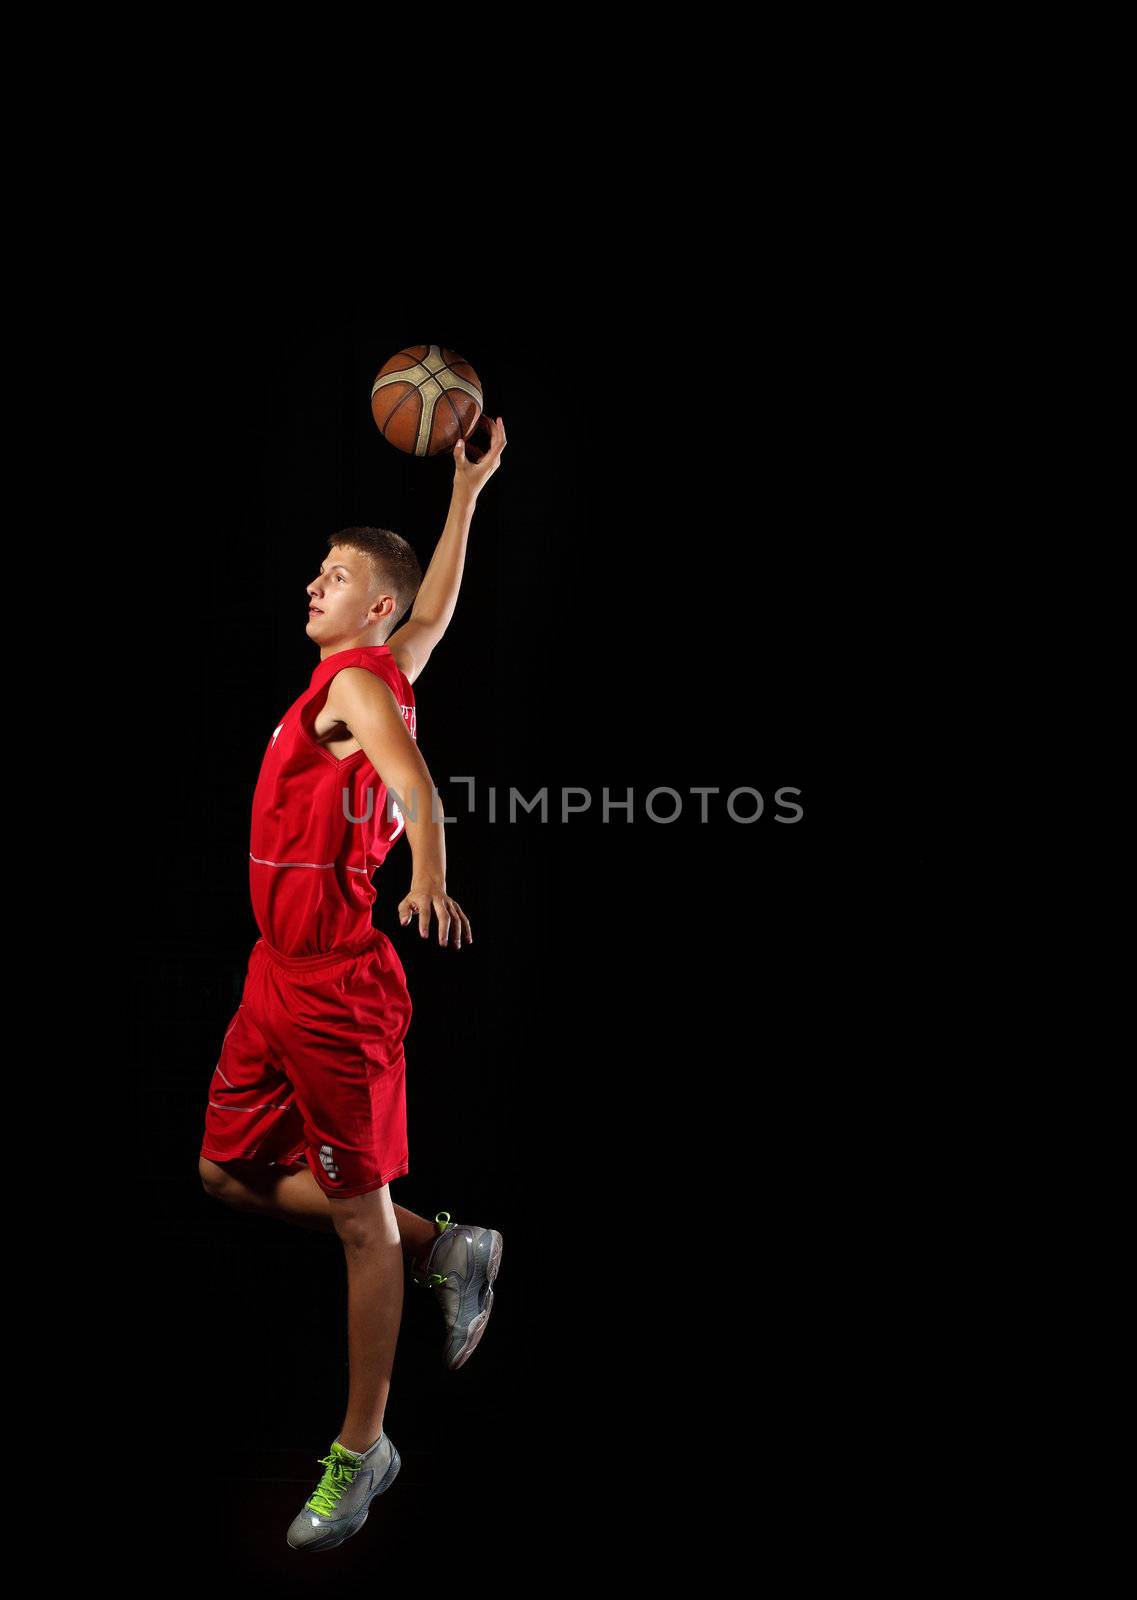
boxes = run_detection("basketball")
[371,344,485,457]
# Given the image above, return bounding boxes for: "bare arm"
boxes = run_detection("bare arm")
[386,416,507,685]
[328,668,472,950]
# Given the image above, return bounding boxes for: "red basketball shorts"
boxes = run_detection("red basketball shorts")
[200,930,412,1198]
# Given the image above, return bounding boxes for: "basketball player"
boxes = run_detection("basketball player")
[197,416,508,1553]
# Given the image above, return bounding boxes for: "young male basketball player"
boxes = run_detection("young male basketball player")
[197,416,508,1554]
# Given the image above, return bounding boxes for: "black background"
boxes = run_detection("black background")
[102,295,930,1581]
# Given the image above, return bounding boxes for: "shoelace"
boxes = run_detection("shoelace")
[411,1211,455,1289]
[306,1448,361,1516]
[412,1269,449,1288]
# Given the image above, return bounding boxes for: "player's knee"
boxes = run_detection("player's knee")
[198,1154,231,1199]
[329,1185,396,1247]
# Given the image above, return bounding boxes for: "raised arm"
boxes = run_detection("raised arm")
[385,415,507,685]
[327,667,472,949]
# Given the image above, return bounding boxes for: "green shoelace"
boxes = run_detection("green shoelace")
[306,1443,363,1516]
[412,1210,453,1289]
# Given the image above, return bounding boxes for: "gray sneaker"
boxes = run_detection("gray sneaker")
[410,1210,504,1370]
[286,1433,401,1553]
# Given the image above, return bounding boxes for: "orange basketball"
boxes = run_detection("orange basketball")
[371,344,485,457]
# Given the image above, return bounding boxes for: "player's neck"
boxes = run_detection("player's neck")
[320,635,387,661]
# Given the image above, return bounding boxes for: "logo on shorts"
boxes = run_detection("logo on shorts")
[319,1143,341,1181]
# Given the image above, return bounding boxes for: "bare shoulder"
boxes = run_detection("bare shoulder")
[324,666,400,724]
[387,644,419,685]
[384,619,436,686]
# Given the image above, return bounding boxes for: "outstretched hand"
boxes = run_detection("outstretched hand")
[453,414,507,492]
[399,881,473,949]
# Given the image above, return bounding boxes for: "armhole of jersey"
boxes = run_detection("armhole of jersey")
[300,653,368,742]
[308,655,408,737]
[299,677,335,744]
[318,656,409,734]
[353,655,407,709]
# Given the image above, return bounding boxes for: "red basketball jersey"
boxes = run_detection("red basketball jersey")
[248,645,418,958]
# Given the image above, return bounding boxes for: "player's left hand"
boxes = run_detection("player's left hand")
[399,881,473,949]
[453,415,506,491]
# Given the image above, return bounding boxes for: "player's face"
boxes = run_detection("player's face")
[305,548,371,639]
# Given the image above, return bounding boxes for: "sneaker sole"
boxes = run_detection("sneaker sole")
[286,1443,402,1552]
[448,1230,503,1371]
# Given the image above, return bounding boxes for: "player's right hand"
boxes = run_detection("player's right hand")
[399,881,473,949]
[454,415,506,482]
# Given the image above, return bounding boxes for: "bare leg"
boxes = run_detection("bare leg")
[198,1156,439,1269]
[328,1183,403,1453]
